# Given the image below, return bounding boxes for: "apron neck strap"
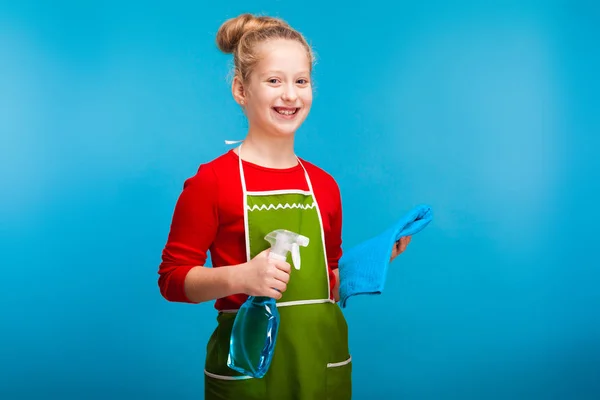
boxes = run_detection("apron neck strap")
[236,142,313,190]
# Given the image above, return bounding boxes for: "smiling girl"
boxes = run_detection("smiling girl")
[158,13,410,400]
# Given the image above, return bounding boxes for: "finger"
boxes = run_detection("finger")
[274,261,291,273]
[270,287,284,299]
[268,276,287,291]
[265,262,279,277]
[399,236,410,248]
[259,248,271,257]
[273,269,290,284]
[276,278,288,292]
[398,238,406,249]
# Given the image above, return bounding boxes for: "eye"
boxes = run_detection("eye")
[267,78,280,84]
[297,78,310,85]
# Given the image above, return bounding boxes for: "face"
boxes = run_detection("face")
[234,39,313,139]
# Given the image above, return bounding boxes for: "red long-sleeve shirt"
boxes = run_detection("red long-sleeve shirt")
[158,149,343,311]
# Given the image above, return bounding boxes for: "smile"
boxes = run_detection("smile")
[272,107,300,118]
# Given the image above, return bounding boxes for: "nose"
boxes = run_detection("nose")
[281,83,298,103]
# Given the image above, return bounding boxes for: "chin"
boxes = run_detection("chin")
[267,127,296,139]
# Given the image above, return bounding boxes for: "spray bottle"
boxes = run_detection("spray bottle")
[227,229,309,378]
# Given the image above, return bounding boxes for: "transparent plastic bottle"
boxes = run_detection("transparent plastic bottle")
[227,229,309,378]
[227,295,279,378]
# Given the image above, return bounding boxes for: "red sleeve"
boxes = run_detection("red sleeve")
[326,179,343,271]
[158,164,219,303]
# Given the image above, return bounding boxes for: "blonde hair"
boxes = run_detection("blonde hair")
[216,13,315,83]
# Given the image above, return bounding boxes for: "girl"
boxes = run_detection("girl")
[158,13,411,400]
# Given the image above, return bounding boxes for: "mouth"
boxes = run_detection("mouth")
[272,106,301,120]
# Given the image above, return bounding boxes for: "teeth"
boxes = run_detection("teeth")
[276,108,297,115]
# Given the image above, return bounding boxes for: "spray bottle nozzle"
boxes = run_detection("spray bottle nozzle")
[264,229,310,270]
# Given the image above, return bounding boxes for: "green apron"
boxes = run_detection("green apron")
[204,144,352,400]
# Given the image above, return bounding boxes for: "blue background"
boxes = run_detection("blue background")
[1,1,599,399]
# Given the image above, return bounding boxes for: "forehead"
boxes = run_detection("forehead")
[253,39,310,76]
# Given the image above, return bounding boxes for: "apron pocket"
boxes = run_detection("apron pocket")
[204,313,267,399]
[325,356,352,400]
[204,372,265,400]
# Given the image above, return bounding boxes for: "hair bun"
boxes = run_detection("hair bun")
[216,13,288,54]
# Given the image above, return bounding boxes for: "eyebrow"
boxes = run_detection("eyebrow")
[261,70,310,77]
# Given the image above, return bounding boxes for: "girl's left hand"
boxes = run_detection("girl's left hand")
[390,236,411,262]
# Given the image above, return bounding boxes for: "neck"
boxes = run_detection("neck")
[237,127,298,169]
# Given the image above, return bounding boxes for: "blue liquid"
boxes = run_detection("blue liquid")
[227,296,280,378]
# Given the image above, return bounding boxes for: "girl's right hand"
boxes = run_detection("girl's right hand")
[239,249,291,299]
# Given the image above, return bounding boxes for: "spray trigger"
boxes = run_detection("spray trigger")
[264,229,309,272]
[292,243,301,270]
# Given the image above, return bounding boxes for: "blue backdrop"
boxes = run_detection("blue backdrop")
[2,1,599,399]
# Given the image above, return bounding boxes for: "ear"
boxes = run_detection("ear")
[231,75,247,107]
